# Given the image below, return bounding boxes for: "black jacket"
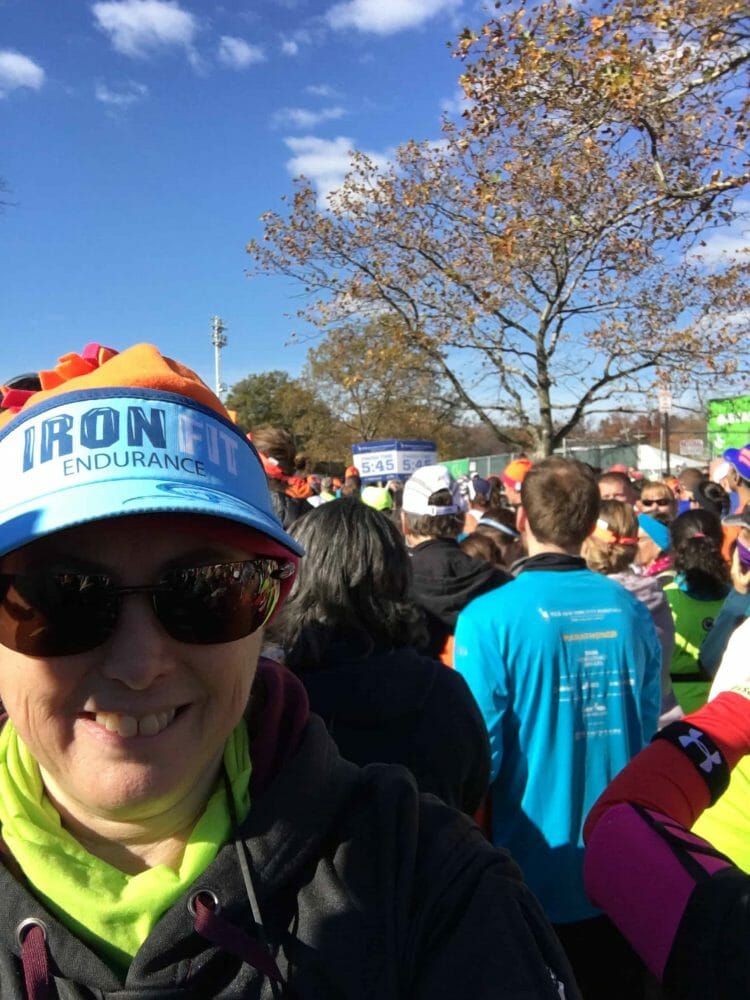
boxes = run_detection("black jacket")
[409,538,510,655]
[268,485,309,529]
[0,662,579,999]
[298,643,490,814]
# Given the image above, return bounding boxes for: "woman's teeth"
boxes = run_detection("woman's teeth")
[93,708,177,737]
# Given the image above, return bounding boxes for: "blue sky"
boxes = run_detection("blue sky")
[0,0,473,392]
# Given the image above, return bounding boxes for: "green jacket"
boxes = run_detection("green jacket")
[664,583,726,714]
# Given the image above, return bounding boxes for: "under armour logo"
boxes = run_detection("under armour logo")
[679,727,722,773]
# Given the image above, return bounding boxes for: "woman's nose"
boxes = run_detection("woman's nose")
[98,592,177,689]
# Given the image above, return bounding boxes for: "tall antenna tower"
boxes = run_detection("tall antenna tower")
[210,315,228,399]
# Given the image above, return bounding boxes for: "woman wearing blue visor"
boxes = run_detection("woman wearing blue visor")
[0,343,577,999]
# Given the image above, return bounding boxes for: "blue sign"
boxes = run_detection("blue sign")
[351,439,437,481]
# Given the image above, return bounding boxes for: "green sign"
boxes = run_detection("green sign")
[707,394,750,454]
[442,457,470,478]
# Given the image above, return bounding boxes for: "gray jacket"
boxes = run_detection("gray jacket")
[0,662,579,999]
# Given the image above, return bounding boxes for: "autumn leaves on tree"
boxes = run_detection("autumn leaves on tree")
[225,323,467,463]
[247,0,749,457]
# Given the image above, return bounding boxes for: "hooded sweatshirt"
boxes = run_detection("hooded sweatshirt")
[409,538,510,655]
[0,660,579,1000]
[610,569,682,728]
[297,643,490,814]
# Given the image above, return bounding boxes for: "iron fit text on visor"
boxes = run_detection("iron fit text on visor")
[0,343,303,561]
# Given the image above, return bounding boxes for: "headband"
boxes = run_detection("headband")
[478,516,520,539]
[592,518,638,547]
[637,513,671,552]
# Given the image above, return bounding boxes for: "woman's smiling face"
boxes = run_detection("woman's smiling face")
[0,515,263,825]
[637,486,675,520]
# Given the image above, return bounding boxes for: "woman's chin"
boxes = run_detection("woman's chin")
[42,756,219,827]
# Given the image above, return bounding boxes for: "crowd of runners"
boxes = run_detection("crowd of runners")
[0,341,749,998]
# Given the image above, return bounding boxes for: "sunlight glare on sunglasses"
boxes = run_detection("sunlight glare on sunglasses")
[0,558,295,657]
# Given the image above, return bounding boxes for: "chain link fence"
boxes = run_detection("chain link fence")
[444,443,640,478]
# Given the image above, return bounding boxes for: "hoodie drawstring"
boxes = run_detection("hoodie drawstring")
[18,897,297,1000]
[190,783,299,1000]
[18,764,295,1000]
[191,894,286,986]
[18,919,54,1000]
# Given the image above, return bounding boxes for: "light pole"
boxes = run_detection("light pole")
[211,315,227,400]
[658,385,672,477]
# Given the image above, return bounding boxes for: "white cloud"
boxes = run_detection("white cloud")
[284,134,389,207]
[274,105,345,129]
[306,83,339,98]
[325,0,461,35]
[92,0,198,59]
[217,35,265,69]
[722,308,750,327]
[693,308,750,340]
[689,204,750,265]
[95,79,149,106]
[280,29,312,56]
[695,232,750,262]
[0,50,45,98]
[441,85,470,117]
[325,289,391,323]
[726,309,750,329]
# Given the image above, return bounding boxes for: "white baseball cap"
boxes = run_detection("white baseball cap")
[402,464,468,516]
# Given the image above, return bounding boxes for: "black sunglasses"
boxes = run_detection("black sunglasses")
[640,498,671,508]
[0,558,295,657]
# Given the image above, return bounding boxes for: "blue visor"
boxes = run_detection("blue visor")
[0,388,304,558]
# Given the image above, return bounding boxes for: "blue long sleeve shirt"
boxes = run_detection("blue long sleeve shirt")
[454,559,661,923]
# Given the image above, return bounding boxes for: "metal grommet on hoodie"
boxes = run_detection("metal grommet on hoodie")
[187,889,221,918]
[15,917,48,947]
